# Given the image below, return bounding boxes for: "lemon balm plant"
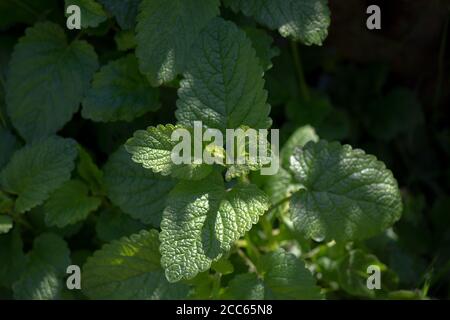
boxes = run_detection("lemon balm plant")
[3,0,444,300]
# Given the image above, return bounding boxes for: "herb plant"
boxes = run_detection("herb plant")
[0,0,448,300]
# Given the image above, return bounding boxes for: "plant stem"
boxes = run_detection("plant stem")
[237,248,257,273]
[291,41,310,101]
[267,196,292,214]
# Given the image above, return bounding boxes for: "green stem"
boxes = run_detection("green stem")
[237,248,257,273]
[267,196,292,214]
[291,41,310,101]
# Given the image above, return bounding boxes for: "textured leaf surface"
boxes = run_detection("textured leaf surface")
[244,27,279,71]
[263,126,316,208]
[222,127,274,181]
[0,128,20,170]
[44,180,102,228]
[13,233,70,300]
[104,146,176,225]
[136,0,220,85]
[65,0,107,28]
[76,146,104,195]
[264,168,299,209]
[226,250,322,299]
[224,0,330,45]
[99,0,140,29]
[0,137,78,213]
[125,124,213,181]
[281,125,319,168]
[82,54,159,122]
[289,141,403,242]
[262,250,322,299]
[83,230,190,299]
[0,228,27,287]
[176,18,271,131]
[13,264,61,300]
[160,172,269,282]
[6,22,98,141]
[224,273,265,299]
[337,249,385,298]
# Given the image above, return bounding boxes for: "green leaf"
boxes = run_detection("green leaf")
[13,233,71,300]
[0,136,78,213]
[280,125,319,168]
[223,127,274,181]
[176,18,271,131]
[261,250,322,299]
[125,124,213,181]
[103,146,176,225]
[99,0,140,30]
[83,229,190,299]
[82,54,159,122]
[27,233,71,275]
[387,290,425,300]
[136,0,220,85]
[0,228,27,287]
[114,30,136,51]
[264,167,298,207]
[225,250,322,299]
[65,0,108,28]
[224,273,265,299]
[160,172,269,282]
[44,180,102,228]
[76,146,104,195]
[211,258,234,275]
[224,0,330,45]
[0,128,21,170]
[262,126,317,209]
[95,207,146,242]
[337,249,385,298]
[27,206,83,238]
[13,264,61,300]
[244,27,279,71]
[6,22,98,141]
[289,140,403,242]
[0,215,13,234]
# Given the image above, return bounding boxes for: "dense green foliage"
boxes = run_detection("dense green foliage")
[0,0,449,300]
